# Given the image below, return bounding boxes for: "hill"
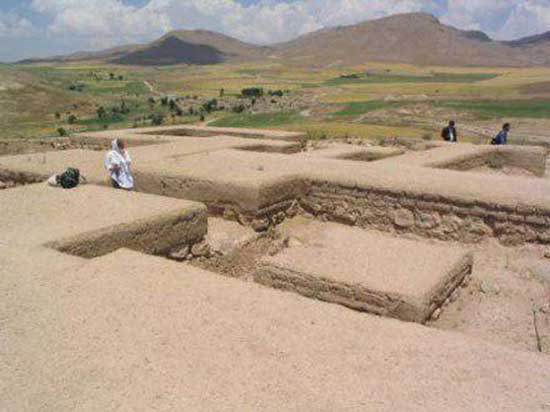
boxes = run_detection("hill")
[20,30,265,66]
[17,13,550,67]
[272,13,549,67]
[111,30,266,65]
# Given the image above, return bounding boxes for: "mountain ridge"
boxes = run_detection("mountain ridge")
[17,12,550,67]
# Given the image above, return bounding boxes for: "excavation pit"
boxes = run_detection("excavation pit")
[431,145,547,177]
[256,218,473,323]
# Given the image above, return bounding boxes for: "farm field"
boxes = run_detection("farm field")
[2,61,550,143]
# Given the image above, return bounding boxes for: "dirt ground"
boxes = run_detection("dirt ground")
[432,239,550,354]
[194,217,550,354]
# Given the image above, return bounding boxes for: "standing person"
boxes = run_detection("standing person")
[104,138,134,190]
[491,123,511,145]
[441,120,458,142]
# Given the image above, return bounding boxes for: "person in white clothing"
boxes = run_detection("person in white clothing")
[104,139,134,190]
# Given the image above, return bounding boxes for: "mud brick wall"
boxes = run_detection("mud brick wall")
[303,182,550,245]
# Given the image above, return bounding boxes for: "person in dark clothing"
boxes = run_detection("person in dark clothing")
[492,123,511,145]
[441,120,458,142]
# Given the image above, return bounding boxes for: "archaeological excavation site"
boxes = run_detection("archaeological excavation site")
[2,125,550,410]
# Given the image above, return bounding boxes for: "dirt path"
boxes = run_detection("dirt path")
[143,80,156,95]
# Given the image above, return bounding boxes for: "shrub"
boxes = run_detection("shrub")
[306,129,328,141]
[161,96,169,106]
[151,113,164,126]
[202,99,218,113]
[68,83,84,92]
[57,127,67,136]
[232,104,246,113]
[421,133,433,141]
[68,114,77,124]
[96,106,107,119]
[268,90,284,97]
[241,87,263,98]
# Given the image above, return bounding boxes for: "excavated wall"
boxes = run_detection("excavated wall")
[302,182,550,245]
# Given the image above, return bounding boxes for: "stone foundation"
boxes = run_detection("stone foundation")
[303,182,550,245]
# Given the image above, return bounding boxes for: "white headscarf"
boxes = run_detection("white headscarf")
[105,139,134,189]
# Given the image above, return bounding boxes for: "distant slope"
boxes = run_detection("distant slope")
[18,44,143,64]
[111,30,266,65]
[19,29,265,66]
[16,13,550,67]
[272,13,548,67]
[506,31,550,47]
[110,36,226,65]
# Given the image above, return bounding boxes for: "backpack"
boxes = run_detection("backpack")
[58,167,82,189]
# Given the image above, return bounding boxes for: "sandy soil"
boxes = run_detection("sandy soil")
[431,239,550,353]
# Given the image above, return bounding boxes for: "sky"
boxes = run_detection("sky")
[0,0,549,62]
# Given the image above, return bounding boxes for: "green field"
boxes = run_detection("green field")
[325,72,499,86]
[2,61,550,143]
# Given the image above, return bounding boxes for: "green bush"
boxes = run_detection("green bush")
[241,87,263,98]
[202,99,218,113]
[232,104,246,113]
[97,106,107,119]
[57,127,67,137]
[268,90,284,97]
[151,113,164,126]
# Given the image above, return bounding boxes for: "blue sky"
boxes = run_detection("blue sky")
[1,0,549,62]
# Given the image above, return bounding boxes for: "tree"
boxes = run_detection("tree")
[241,87,263,98]
[151,113,164,126]
[169,99,177,111]
[120,101,130,114]
[232,104,245,113]
[54,112,61,120]
[160,96,169,106]
[269,90,284,97]
[57,127,67,136]
[97,106,107,119]
[202,99,218,113]
[219,88,225,97]
[68,114,77,124]
[109,72,115,80]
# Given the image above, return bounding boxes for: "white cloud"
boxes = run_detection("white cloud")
[0,11,34,37]
[4,0,548,59]
[441,0,550,40]
[29,0,430,48]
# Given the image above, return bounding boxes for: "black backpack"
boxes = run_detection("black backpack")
[58,167,82,189]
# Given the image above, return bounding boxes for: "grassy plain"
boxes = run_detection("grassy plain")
[2,61,550,143]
